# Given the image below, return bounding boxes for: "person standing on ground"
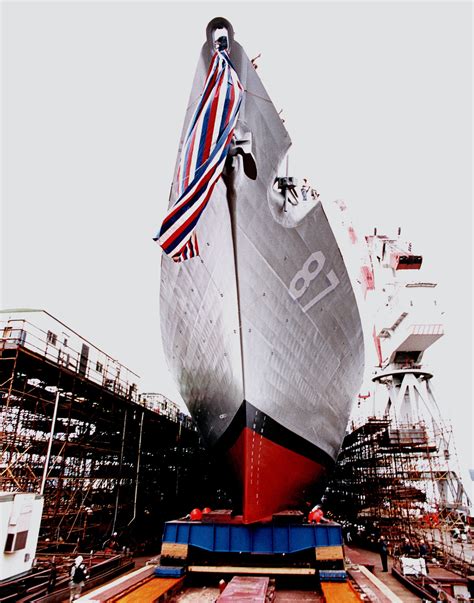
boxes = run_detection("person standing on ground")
[69,555,88,602]
[402,536,413,556]
[47,560,57,592]
[378,535,389,572]
[418,539,430,574]
[418,539,428,558]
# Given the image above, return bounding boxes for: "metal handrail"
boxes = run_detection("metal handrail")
[0,313,139,401]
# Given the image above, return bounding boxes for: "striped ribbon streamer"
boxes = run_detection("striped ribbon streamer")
[155,51,243,262]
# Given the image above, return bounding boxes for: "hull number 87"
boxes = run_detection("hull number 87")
[289,251,339,312]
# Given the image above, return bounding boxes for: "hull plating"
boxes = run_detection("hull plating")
[159,24,364,521]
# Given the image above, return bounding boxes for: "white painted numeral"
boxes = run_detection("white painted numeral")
[302,269,339,311]
[289,252,325,299]
[289,252,340,312]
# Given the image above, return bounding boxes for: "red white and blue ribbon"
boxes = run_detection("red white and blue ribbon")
[155,51,243,262]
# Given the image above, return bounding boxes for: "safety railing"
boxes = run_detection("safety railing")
[0,311,139,402]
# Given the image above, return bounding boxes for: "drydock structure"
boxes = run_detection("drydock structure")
[3,12,471,603]
[0,309,225,551]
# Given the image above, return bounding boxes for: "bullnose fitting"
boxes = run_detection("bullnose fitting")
[206,17,235,54]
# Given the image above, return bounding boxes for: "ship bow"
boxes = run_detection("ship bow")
[221,401,334,523]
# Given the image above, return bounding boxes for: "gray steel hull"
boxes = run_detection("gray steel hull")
[159,24,364,520]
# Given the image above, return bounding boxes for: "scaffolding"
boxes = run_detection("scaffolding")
[325,369,471,573]
[0,310,226,551]
[324,229,473,574]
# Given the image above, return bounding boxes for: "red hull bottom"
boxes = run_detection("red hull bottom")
[228,426,328,524]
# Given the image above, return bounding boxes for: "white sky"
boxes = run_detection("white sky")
[1,2,472,488]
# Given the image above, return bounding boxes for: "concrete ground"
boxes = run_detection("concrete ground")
[172,584,325,602]
[345,545,424,602]
[73,550,423,602]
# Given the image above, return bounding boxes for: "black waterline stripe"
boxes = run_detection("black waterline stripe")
[214,400,334,470]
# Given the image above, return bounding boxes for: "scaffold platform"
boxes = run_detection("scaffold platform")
[0,309,222,549]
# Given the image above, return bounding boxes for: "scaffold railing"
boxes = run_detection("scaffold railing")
[0,310,139,402]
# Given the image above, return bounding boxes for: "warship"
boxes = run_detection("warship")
[157,18,365,523]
